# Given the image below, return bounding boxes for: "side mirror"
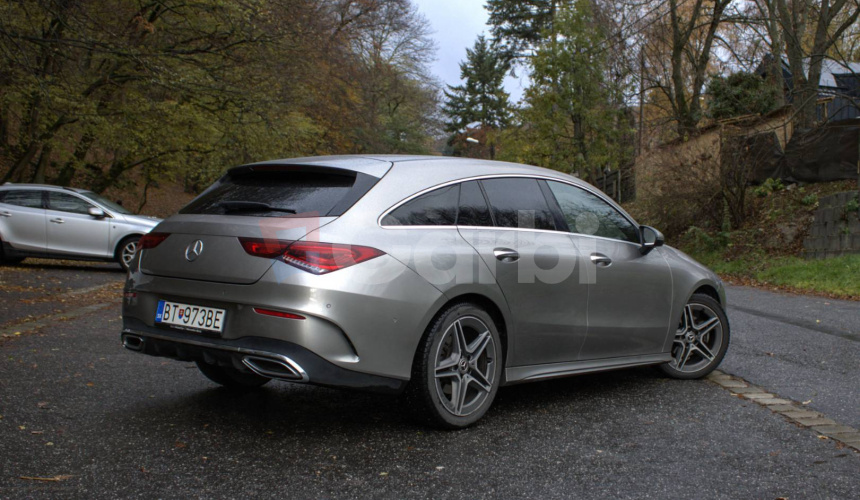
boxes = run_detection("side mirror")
[88,207,106,218]
[639,225,664,255]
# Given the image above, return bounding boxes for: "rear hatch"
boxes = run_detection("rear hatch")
[140,162,387,284]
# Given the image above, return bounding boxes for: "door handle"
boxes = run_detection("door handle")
[493,248,519,262]
[590,253,612,267]
[50,218,65,224]
[0,211,10,217]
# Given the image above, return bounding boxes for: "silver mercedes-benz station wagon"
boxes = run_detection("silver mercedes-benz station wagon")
[121,155,729,428]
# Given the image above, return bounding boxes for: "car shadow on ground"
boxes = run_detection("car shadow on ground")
[113,366,671,437]
[9,259,123,274]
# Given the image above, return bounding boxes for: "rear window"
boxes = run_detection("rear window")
[180,169,376,217]
[0,190,44,208]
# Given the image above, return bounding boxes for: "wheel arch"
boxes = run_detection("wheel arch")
[416,292,511,370]
[113,233,143,259]
[692,283,721,305]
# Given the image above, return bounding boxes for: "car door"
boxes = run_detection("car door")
[545,180,673,360]
[45,191,111,258]
[0,189,47,255]
[458,178,588,367]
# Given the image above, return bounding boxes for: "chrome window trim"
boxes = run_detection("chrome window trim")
[377,173,640,245]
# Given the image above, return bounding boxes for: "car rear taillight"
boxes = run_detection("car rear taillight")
[238,238,384,274]
[239,238,292,258]
[138,232,170,250]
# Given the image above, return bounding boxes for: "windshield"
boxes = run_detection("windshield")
[81,191,133,215]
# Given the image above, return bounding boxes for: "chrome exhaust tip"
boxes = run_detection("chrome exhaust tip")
[122,334,145,352]
[242,355,308,382]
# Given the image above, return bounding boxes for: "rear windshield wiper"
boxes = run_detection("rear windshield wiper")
[216,201,297,214]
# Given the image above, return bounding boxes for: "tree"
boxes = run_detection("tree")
[443,36,511,133]
[706,72,779,120]
[649,0,731,138]
[0,0,440,197]
[486,0,560,64]
[754,0,860,128]
[498,0,629,179]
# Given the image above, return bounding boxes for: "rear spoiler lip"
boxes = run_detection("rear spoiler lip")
[233,157,393,179]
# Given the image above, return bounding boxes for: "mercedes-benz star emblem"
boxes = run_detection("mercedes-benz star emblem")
[185,240,204,262]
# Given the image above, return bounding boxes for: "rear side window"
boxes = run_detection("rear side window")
[180,168,375,217]
[481,178,556,231]
[1,190,43,208]
[48,192,94,215]
[457,181,493,226]
[381,185,459,226]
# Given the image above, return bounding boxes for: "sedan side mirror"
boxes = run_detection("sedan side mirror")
[639,225,664,255]
[88,207,106,218]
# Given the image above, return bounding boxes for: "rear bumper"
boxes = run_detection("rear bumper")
[121,319,408,394]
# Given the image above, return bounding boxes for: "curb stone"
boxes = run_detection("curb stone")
[706,370,860,452]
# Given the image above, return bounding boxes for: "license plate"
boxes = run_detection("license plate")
[155,300,225,333]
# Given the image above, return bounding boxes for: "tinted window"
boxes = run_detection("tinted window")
[180,170,365,217]
[81,191,131,215]
[457,181,493,227]
[381,185,459,226]
[48,192,94,215]
[481,178,556,230]
[1,190,44,208]
[547,181,639,243]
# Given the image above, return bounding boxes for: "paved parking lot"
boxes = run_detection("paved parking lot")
[1,262,858,499]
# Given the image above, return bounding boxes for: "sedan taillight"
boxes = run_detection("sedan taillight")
[138,232,170,251]
[238,238,384,274]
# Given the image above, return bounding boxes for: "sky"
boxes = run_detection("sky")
[413,0,526,102]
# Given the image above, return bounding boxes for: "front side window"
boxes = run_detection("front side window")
[481,178,556,231]
[81,191,131,215]
[1,190,44,209]
[48,192,95,215]
[381,184,459,226]
[547,181,639,243]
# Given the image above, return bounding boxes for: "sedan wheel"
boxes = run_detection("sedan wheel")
[117,237,139,271]
[408,303,502,429]
[660,293,730,379]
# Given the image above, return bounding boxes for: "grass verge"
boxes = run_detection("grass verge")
[691,250,860,299]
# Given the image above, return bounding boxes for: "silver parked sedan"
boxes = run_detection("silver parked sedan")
[120,156,729,428]
[0,184,162,270]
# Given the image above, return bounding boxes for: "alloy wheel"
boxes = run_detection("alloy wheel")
[433,316,497,417]
[121,240,138,268]
[670,303,724,373]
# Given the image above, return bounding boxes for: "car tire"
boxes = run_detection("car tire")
[659,293,730,380]
[0,239,25,265]
[196,361,271,390]
[406,302,503,429]
[115,236,140,272]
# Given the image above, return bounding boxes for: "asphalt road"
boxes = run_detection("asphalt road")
[0,263,858,499]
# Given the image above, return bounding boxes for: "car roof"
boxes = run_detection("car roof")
[242,155,587,187]
[1,183,88,194]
